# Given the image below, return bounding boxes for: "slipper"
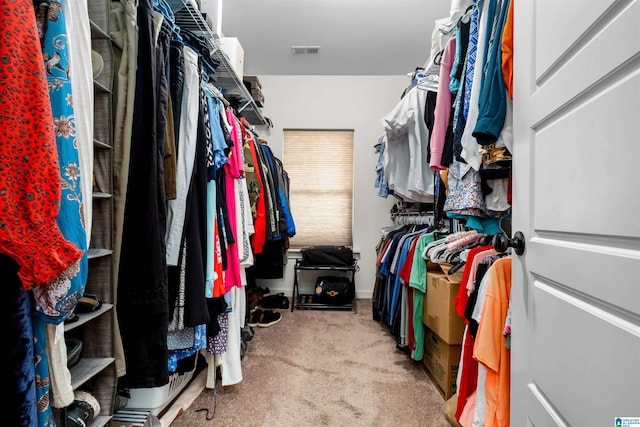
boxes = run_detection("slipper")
[75,293,103,314]
[65,312,80,324]
[66,338,83,367]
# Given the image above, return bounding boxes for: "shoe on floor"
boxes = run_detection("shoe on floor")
[242,324,255,342]
[247,286,272,310]
[260,292,289,310]
[258,310,282,327]
[247,309,263,327]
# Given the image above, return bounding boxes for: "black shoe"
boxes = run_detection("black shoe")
[241,325,254,342]
[257,310,282,328]
[247,309,263,327]
[260,293,290,310]
[67,391,100,427]
[247,287,271,310]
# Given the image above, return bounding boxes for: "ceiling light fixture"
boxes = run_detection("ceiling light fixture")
[291,46,321,55]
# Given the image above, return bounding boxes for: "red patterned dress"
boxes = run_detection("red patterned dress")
[0,0,82,290]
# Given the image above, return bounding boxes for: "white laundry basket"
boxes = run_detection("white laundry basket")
[124,355,197,415]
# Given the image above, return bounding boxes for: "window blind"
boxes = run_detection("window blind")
[283,129,354,248]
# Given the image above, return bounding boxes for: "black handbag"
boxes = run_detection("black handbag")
[313,276,353,305]
[300,245,354,267]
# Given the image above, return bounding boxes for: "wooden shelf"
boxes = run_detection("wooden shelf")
[69,357,116,390]
[94,80,111,94]
[92,192,112,199]
[64,303,114,333]
[89,19,109,39]
[93,138,111,149]
[87,248,114,259]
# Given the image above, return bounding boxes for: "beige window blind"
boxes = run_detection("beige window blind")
[283,129,354,248]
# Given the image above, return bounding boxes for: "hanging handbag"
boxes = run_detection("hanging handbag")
[313,276,353,305]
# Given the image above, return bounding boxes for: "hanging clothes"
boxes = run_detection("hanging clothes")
[117,0,169,389]
[472,257,512,427]
[472,0,511,146]
[429,33,457,170]
[381,86,435,203]
[36,1,96,421]
[0,0,82,292]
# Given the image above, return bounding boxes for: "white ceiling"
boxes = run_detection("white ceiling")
[217,0,453,76]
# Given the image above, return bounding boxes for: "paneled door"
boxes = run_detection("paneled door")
[511,1,640,426]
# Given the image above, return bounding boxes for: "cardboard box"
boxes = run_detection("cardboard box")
[439,262,464,283]
[244,75,262,90]
[423,274,465,344]
[250,87,264,106]
[219,37,244,80]
[422,261,465,344]
[423,327,462,400]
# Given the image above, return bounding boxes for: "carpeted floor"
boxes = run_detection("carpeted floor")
[169,299,451,426]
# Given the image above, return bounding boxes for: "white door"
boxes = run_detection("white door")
[512,1,640,426]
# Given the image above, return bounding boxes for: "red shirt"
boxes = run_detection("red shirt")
[242,125,266,254]
[454,245,493,319]
[0,0,82,289]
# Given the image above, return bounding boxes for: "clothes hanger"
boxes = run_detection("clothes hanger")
[204,80,230,107]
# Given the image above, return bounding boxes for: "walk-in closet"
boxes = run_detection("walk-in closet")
[3,1,638,426]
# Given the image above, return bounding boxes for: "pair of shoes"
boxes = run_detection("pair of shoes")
[257,310,282,327]
[247,286,270,295]
[260,293,289,310]
[246,309,282,328]
[65,312,80,324]
[75,293,103,314]
[247,309,263,327]
[66,338,83,368]
[67,390,100,427]
[247,287,271,310]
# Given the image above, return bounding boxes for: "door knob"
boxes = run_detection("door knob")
[492,231,526,255]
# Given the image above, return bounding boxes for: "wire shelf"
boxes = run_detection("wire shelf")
[168,0,268,125]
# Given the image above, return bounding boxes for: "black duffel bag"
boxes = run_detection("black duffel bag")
[313,276,353,305]
[300,245,354,267]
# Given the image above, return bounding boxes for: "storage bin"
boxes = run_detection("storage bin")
[124,356,197,415]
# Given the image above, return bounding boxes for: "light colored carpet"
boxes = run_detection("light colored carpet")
[169,299,451,426]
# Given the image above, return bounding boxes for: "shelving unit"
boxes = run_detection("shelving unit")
[292,259,358,313]
[55,2,118,426]
[168,0,269,126]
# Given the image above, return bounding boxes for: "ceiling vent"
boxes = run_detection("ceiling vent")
[291,46,321,55]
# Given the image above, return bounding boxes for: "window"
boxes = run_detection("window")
[283,129,354,248]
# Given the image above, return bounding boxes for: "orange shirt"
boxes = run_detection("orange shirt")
[502,0,514,99]
[473,257,512,427]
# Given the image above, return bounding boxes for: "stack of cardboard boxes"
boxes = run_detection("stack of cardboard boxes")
[422,262,466,400]
[243,75,264,107]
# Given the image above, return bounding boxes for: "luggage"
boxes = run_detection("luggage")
[300,245,354,267]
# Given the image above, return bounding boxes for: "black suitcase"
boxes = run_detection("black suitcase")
[300,245,354,267]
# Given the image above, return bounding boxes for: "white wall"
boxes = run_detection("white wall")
[251,75,408,299]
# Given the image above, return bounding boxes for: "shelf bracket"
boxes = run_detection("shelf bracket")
[237,100,252,114]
